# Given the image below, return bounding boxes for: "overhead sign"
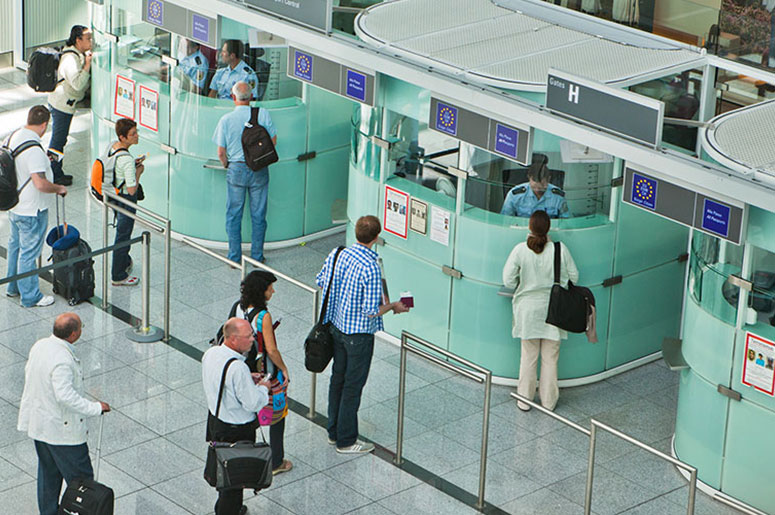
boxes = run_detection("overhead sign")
[141,0,217,48]
[546,69,664,148]
[429,97,532,166]
[243,0,332,34]
[287,47,376,106]
[623,165,745,244]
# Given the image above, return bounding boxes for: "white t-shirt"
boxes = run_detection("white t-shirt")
[7,128,53,216]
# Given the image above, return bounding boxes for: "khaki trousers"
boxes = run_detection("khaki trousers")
[517,338,561,410]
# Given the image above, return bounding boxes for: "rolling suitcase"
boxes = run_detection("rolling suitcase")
[47,196,95,305]
[58,415,114,515]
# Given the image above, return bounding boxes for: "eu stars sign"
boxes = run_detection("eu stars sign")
[287,47,375,106]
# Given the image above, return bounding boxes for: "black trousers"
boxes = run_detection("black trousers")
[208,413,257,515]
[269,418,285,469]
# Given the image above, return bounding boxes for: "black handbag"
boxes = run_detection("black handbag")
[304,246,345,373]
[204,358,273,491]
[545,241,589,333]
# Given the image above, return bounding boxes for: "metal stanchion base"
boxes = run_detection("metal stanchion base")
[125,325,163,343]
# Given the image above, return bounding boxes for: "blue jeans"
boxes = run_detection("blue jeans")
[48,105,73,181]
[327,326,375,447]
[112,192,136,281]
[6,209,48,306]
[34,440,93,515]
[225,162,268,263]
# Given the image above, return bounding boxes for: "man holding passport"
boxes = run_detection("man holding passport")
[316,215,409,454]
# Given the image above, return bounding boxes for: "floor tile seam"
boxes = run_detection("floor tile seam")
[117,391,208,438]
[144,484,200,515]
[269,468,375,508]
[318,462,420,503]
[125,360,203,390]
[607,487,687,514]
[0,477,36,494]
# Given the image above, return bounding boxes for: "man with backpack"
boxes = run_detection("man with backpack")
[47,25,92,186]
[3,105,67,307]
[212,81,277,264]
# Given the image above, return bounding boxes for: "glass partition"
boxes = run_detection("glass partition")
[689,231,744,325]
[112,5,171,85]
[746,246,775,338]
[350,104,383,179]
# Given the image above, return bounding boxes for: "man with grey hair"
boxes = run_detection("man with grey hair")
[213,81,278,264]
[18,312,110,515]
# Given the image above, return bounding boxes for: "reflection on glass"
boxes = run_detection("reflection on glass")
[384,109,460,198]
[464,144,613,220]
[748,246,775,329]
[113,7,171,84]
[689,231,743,324]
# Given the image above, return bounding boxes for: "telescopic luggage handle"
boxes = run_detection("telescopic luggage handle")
[94,413,105,481]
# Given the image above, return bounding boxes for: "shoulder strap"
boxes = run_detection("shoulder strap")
[553,241,561,285]
[214,357,239,419]
[251,309,267,333]
[320,246,345,321]
[229,300,240,318]
[249,107,259,127]
[12,140,43,158]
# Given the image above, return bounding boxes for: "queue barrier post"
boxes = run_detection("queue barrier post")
[396,330,492,510]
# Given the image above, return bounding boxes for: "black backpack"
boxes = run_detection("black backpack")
[0,131,42,211]
[27,47,78,92]
[241,107,278,171]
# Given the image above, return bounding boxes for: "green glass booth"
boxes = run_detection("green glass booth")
[89,1,353,248]
[348,74,690,383]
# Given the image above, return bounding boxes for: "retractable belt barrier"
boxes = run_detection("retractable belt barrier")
[509,392,698,515]
[101,191,171,343]
[396,330,493,510]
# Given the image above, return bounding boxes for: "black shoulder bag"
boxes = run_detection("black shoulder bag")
[204,357,273,491]
[304,246,345,373]
[545,241,589,333]
[241,107,278,171]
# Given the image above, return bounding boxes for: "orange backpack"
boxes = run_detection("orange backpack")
[90,146,129,201]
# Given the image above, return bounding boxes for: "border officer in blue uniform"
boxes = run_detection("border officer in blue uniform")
[209,39,258,100]
[178,39,209,94]
[501,155,569,218]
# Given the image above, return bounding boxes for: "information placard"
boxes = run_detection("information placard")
[701,198,731,238]
[142,0,217,48]
[742,332,775,396]
[293,50,313,82]
[114,75,136,120]
[383,186,409,239]
[409,198,427,235]
[494,123,519,159]
[430,205,450,246]
[345,69,367,103]
[435,102,458,136]
[138,85,159,132]
[287,47,376,106]
[631,173,657,210]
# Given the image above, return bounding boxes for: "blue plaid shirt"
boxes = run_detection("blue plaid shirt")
[316,244,384,335]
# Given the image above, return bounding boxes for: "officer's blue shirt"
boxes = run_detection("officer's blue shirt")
[212,105,277,163]
[500,182,570,218]
[210,60,259,100]
[179,50,209,89]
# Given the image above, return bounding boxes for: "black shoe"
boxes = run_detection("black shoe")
[239,506,248,515]
[54,175,73,186]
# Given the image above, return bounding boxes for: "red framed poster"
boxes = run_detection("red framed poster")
[742,331,775,396]
[138,85,159,132]
[383,185,409,239]
[114,74,136,120]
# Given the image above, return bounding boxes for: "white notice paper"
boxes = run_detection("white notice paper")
[742,332,775,396]
[383,185,409,239]
[138,85,159,132]
[114,75,136,120]
[430,205,450,246]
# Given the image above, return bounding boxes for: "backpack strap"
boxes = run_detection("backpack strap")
[320,246,345,322]
[553,241,561,285]
[9,134,43,195]
[106,146,130,190]
[249,106,260,128]
[214,357,239,420]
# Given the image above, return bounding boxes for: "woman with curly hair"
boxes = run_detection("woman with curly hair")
[235,270,292,475]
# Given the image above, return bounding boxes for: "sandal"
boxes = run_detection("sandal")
[272,459,293,475]
[112,276,139,286]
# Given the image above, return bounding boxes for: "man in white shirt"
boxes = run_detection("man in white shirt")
[202,317,271,515]
[4,105,67,307]
[17,312,110,515]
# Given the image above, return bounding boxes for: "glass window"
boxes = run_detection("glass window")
[23,0,89,61]
[462,143,613,221]
[747,246,775,335]
[383,109,461,199]
[689,231,745,324]
[112,6,171,84]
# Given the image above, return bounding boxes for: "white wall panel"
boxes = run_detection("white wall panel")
[0,0,14,53]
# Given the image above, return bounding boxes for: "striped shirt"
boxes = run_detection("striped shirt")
[316,243,383,335]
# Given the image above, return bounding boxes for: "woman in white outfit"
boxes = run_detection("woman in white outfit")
[502,210,578,411]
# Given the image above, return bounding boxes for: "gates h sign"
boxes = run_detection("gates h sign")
[546,69,664,148]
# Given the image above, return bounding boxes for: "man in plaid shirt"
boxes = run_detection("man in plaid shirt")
[316,215,409,454]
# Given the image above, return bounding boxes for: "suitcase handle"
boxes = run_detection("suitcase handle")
[94,414,104,481]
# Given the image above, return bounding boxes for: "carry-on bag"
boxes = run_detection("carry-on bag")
[47,196,95,305]
[241,107,278,171]
[204,358,273,491]
[58,415,114,515]
[304,246,345,373]
[545,241,592,333]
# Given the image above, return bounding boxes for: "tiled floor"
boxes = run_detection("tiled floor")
[0,66,745,514]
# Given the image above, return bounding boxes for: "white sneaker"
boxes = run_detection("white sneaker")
[336,441,374,455]
[327,437,336,445]
[33,295,55,307]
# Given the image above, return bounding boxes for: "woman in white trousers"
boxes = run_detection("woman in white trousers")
[502,210,578,411]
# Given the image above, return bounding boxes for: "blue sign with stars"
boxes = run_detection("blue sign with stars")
[147,0,164,26]
[293,50,313,82]
[701,198,731,237]
[435,102,458,137]
[631,173,657,210]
